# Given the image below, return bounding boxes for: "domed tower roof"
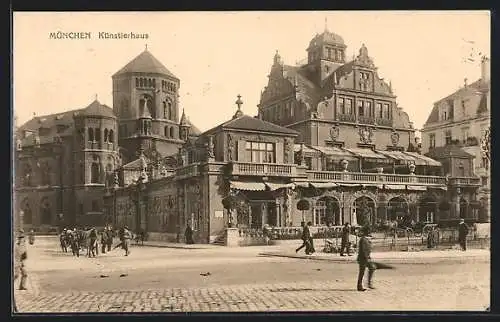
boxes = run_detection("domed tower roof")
[307,26,346,51]
[77,99,116,118]
[113,48,178,79]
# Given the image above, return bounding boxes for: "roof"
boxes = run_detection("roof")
[113,50,178,79]
[205,114,299,136]
[308,30,345,50]
[18,109,81,147]
[79,100,116,118]
[283,65,320,108]
[424,79,489,125]
[425,146,475,159]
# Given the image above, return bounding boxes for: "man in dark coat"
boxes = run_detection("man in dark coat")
[305,221,315,254]
[458,219,469,251]
[185,225,194,244]
[357,226,376,291]
[88,228,98,257]
[340,222,352,256]
[295,222,308,253]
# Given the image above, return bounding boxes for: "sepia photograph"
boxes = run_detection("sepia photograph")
[12,11,490,313]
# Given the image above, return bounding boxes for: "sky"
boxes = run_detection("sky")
[13,11,490,133]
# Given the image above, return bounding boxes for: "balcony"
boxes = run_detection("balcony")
[306,170,447,186]
[375,118,393,127]
[448,177,481,186]
[230,162,296,177]
[358,116,375,125]
[337,114,356,123]
[176,163,199,179]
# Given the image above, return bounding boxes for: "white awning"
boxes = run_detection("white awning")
[310,182,338,189]
[310,145,357,159]
[293,182,310,188]
[406,185,427,191]
[338,183,364,188]
[265,182,295,191]
[293,144,320,155]
[230,181,266,191]
[344,148,391,163]
[377,150,420,164]
[403,152,442,167]
[384,184,406,190]
[363,184,384,189]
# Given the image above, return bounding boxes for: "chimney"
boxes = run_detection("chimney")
[481,56,490,83]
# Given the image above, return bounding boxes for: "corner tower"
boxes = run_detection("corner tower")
[112,47,184,162]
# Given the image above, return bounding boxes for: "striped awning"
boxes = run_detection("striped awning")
[294,144,320,155]
[310,145,357,160]
[403,152,442,167]
[406,185,427,191]
[378,150,420,164]
[384,184,406,190]
[344,148,391,163]
[310,182,338,189]
[265,182,295,191]
[230,181,266,191]
[293,182,310,188]
[338,183,364,188]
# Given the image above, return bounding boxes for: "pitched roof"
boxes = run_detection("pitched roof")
[283,65,320,108]
[424,79,488,125]
[79,100,116,118]
[205,114,298,136]
[425,146,475,159]
[113,50,178,79]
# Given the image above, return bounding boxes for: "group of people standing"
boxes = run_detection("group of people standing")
[59,225,133,257]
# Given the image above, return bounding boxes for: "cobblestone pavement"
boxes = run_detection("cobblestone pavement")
[13,238,490,313]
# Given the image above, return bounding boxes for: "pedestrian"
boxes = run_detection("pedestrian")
[340,222,352,256]
[28,229,35,245]
[306,221,315,255]
[122,226,132,256]
[295,222,308,253]
[88,228,98,257]
[100,229,108,254]
[106,227,113,252]
[185,224,194,244]
[357,225,376,291]
[262,224,271,245]
[427,227,436,249]
[14,229,28,291]
[458,219,469,251]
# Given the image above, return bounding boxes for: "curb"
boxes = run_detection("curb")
[258,252,490,264]
[138,243,220,250]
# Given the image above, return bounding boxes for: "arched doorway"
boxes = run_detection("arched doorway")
[388,197,410,226]
[419,196,437,223]
[315,196,340,226]
[459,198,468,219]
[354,196,376,227]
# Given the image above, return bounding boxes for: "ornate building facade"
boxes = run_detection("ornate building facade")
[14,35,484,243]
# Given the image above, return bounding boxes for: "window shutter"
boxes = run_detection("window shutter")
[275,142,284,163]
[237,140,246,161]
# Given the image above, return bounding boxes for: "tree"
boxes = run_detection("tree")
[297,199,310,223]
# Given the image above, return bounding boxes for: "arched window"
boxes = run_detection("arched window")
[135,78,139,87]
[169,127,174,138]
[139,78,144,87]
[106,163,113,186]
[168,101,173,120]
[163,102,168,119]
[41,161,51,186]
[95,128,101,142]
[104,129,108,143]
[108,129,114,143]
[79,161,85,184]
[91,155,100,183]
[152,78,156,88]
[22,199,32,225]
[88,128,94,142]
[40,198,51,225]
[164,126,168,137]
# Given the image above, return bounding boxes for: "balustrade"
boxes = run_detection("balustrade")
[231,162,295,177]
[358,116,375,125]
[306,171,447,186]
[449,177,481,186]
[337,114,356,123]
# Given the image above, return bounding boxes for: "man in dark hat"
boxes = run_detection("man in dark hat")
[340,222,352,256]
[14,229,28,290]
[357,226,376,291]
[458,219,469,251]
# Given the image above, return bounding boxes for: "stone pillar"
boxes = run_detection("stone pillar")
[225,227,239,247]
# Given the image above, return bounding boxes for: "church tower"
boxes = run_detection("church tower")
[112,47,184,163]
